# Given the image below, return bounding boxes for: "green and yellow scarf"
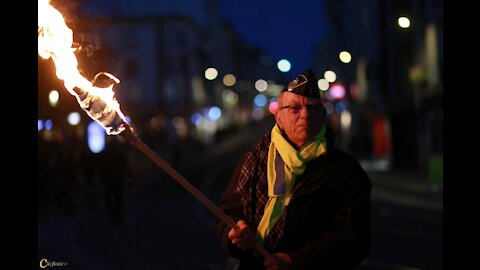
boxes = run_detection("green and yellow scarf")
[256,124,327,243]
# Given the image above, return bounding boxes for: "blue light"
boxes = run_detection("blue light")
[87,121,106,153]
[191,113,202,125]
[125,115,131,123]
[45,119,53,130]
[208,107,222,120]
[254,94,267,108]
[335,102,346,113]
[38,119,43,131]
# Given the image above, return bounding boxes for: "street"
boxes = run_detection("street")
[38,121,443,270]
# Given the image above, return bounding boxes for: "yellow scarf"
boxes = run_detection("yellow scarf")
[256,124,327,243]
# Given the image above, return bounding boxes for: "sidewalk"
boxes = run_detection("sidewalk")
[367,169,443,212]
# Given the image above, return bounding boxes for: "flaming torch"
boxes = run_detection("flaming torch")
[38,0,271,258]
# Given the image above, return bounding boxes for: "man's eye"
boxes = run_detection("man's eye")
[289,105,301,111]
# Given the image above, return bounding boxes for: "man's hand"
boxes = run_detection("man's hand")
[227,220,257,250]
[264,253,292,270]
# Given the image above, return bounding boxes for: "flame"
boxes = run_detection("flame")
[38,0,128,135]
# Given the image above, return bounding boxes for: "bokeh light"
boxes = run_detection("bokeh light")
[222,89,239,105]
[340,110,352,130]
[317,79,330,91]
[208,106,222,120]
[87,121,105,153]
[205,67,218,80]
[255,79,268,92]
[38,119,44,131]
[269,101,278,114]
[67,111,81,126]
[45,119,53,130]
[277,59,291,72]
[330,83,346,100]
[339,51,352,63]
[324,70,337,82]
[398,16,411,28]
[48,90,59,107]
[254,94,267,108]
[191,113,202,125]
[223,74,236,86]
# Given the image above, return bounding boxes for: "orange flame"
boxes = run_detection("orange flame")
[38,0,128,135]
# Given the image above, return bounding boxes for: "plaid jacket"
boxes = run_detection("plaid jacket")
[216,129,371,270]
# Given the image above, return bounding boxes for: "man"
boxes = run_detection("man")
[216,68,371,270]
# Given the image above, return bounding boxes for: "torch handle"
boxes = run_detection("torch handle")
[122,129,272,259]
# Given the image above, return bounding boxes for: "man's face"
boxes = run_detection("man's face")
[275,92,325,148]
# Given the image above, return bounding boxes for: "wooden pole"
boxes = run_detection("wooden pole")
[120,126,272,259]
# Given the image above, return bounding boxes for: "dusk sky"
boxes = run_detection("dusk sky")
[218,0,327,76]
[77,0,327,76]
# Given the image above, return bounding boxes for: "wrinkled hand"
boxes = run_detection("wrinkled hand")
[227,220,257,250]
[264,253,292,270]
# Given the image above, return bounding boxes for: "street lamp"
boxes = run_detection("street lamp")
[324,70,337,82]
[223,74,236,86]
[339,51,352,64]
[398,16,411,29]
[48,89,59,107]
[205,67,218,80]
[277,59,291,72]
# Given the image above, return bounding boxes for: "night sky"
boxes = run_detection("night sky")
[78,0,327,77]
[218,0,326,76]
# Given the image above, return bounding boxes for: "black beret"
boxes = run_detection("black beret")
[281,68,320,99]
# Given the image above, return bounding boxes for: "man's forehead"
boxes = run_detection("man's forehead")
[280,92,322,103]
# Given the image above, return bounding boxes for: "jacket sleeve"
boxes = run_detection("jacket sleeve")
[215,150,257,260]
[288,162,372,270]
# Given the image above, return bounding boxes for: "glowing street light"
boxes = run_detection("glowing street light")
[205,67,218,80]
[339,51,352,64]
[317,79,329,91]
[277,59,291,72]
[255,79,268,92]
[38,119,44,131]
[67,111,81,125]
[223,74,236,86]
[398,16,411,28]
[324,70,337,82]
[48,90,60,107]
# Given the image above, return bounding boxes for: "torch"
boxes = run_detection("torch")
[38,0,272,259]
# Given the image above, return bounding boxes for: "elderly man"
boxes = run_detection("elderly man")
[216,68,372,270]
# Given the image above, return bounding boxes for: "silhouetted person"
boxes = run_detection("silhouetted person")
[99,138,131,226]
[50,131,78,215]
[79,140,102,212]
[38,134,54,212]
